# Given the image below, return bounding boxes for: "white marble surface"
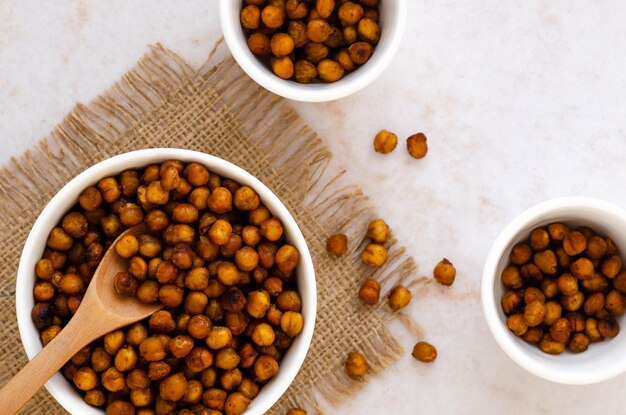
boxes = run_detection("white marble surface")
[3,1,626,414]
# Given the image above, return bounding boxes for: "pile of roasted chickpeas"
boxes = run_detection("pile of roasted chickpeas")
[32,160,304,415]
[501,223,626,354]
[241,0,381,83]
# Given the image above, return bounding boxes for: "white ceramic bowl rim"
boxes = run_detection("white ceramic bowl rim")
[219,0,407,102]
[482,196,626,385]
[16,148,317,415]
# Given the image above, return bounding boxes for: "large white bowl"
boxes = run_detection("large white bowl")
[16,148,317,414]
[220,0,407,102]
[482,197,626,385]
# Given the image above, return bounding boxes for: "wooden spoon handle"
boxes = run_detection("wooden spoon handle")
[0,318,85,415]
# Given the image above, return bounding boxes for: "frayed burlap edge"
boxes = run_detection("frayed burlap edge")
[0,41,424,414]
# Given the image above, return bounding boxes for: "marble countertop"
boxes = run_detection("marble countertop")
[3,1,626,413]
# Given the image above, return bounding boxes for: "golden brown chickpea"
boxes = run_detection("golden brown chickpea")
[286,410,307,415]
[275,244,300,274]
[544,301,562,326]
[500,291,521,314]
[583,292,605,316]
[258,219,283,243]
[357,17,380,43]
[105,400,135,415]
[568,332,590,353]
[130,388,154,407]
[540,279,557,299]
[366,219,390,244]
[217,262,241,286]
[561,291,585,312]
[324,25,343,48]
[224,392,251,415]
[120,170,140,197]
[547,223,569,241]
[125,323,148,348]
[534,250,557,275]
[271,56,295,79]
[434,258,456,286]
[188,314,213,339]
[221,368,243,391]
[247,32,272,56]
[79,186,103,212]
[203,388,227,411]
[294,60,318,84]
[360,243,387,267]
[119,203,144,227]
[41,325,62,346]
[47,227,73,251]
[62,212,88,239]
[101,367,126,392]
[238,378,260,400]
[549,317,571,343]
[261,4,285,28]
[605,290,626,316]
[344,351,370,377]
[167,335,194,359]
[254,354,279,381]
[567,312,585,333]
[183,379,204,405]
[244,290,269,318]
[160,164,181,191]
[139,336,166,361]
[91,347,112,373]
[307,19,332,43]
[500,266,522,289]
[522,327,543,344]
[343,25,358,43]
[304,42,329,63]
[388,285,412,310]
[270,33,296,57]
[405,132,429,159]
[97,177,121,203]
[317,59,345,82]
[241,5,261,29]
[286,0,308,19]
[280,311,304,337]
[184,291,209,315]
[562,231,587,256]
[73,367,98,391]
[57,273,83,295]
[216,347,242,370]
[538,333,565,354]
[602,255,622,279]
[188,187,210,211]
[186,347,214,372]
[155,261,178,284]
[206,326,233,350]
[149,310,176,333]
[315,0,335,17]
[582,273,608,292]
[137,280,159,304]
[33,281,55,302]
[326,233,348,256]
[159,372,188,402]
[584,235,608,259]
[585,318,603,342]
[144,181,169,205]
[183,162,210,187]
[510,243,532,265]
[410,341,437,363]
[338,1,363,25]
[35,258,55,280]
[114,346,138,372]
[358,278,380,305]
[598,317,620,338]
[524,300,547,327]
[252,322,276,346]
[170,203,199,224]
[614,270,626,293]
[363,9,379,22]
[529,227,550,251]
[557,273,578,296]
[207,187,233,215]
[334,49,356,71]
[84,389,106,406]
[266,304,284,326]
[288,22,308,49]
[368,130,398,154]
[114,234,138,259]
[209,219,233,246]
[235,246,260,272]
[507,313,528,336]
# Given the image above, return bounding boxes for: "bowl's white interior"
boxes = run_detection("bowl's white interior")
[16,148,316,415]
[483,198,626,384]
[220,0,406,101]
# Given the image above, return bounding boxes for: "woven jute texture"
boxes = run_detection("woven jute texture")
[0,42,419,414]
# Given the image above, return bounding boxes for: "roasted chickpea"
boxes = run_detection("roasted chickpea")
[73,367,98,391]
[434,258,456,286]
[585,318,603,342]
[209,219,233,246]
[307,19,331,42]
[33,281,55,302]
[101,367,126,392]
[338,1,363,25]
[404,132,428,159]
[286,0,308,19]
[563,231,587,256]
[252,354,279,381]
[585,235,608,259]
[343,25,357,43]
[358,278,380,305]
[85,389,106,407]
[547,223,569,241]
[549,317,571,343]
[206,326,233,350]
[561,291,584,312]
[203,388,227,411]
[538,333,565,354]
[41,325,62,346]
[568,332,590,353]
[120,170,140,197]
[366,219,390,244]
[602,255,622,278]
[271,56,295,79]
[35,258,55,280]
[105,400,135,415]
[345,352,370,376]
[501,266,522,289]
[583,292,605,316]
[139,336,166,361]
[510,243,532,265]
[529,227,550,251]
[246,290,271,318]
[188,314,213,339]
[598,317,620,338]
[522,327,543,344]
[270,33,296,58]
[115,346,138,372]
[326,233,348,256]
[216,347,242,370]
[361,243,387,267]
[47,227,73,251]
[304,42,329,63]
[507,313,528,336]
[252,323,275,346]
[582,273,608,292]
[541,279,558,299]
[186,347,214,372]
[275,244,300,274]
[557,273,578,296]
[79,186,103,212]
[501,291,521,314]
[317,59,344,82]
[294,60,318,84]
[137,280,159,304]
[62,212,88,239]
[567,312,585,333]
[524,300,547,327]
[388,285,412,310]
[605,290,626,316]
[241,5,261,29]
[520,263,543,285]
[544,301,562,326]
[119,203,144,227]
[261,4,285,28]
[280,311,304,337]
[247,33,271,56]
[533,250,557,275]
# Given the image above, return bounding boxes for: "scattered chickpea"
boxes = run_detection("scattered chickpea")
[434,258,456,286]
[406,133,428,159]
[411,341,437,363]
[358,278,380,305]
[388,285,412,310]
[345,352,370,377]
[361,243,387,267]
[326,233,348,256]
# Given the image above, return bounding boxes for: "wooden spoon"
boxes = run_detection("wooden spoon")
[0,224,162,414]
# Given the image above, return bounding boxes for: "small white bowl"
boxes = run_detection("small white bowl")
[16,148,317,414]
[482,197,626,385]
[220,0,407,102]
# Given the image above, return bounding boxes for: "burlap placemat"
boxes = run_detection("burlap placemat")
[0,42,420,414]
